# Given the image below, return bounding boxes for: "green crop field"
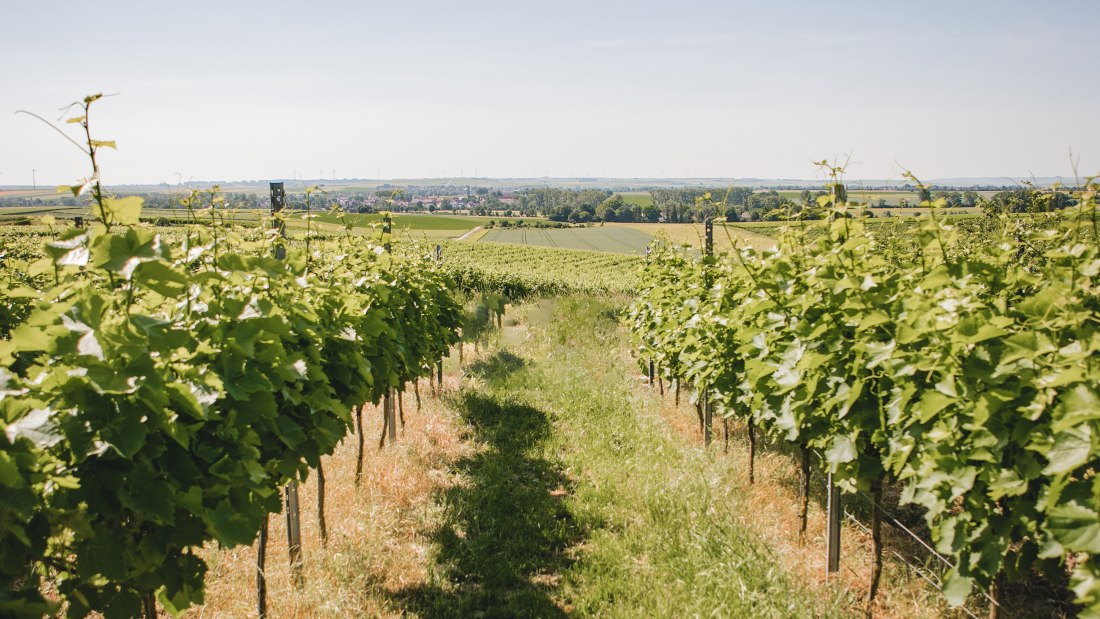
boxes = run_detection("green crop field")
[611,221,777,251]
[619,192,653,207]
[0,207,495,239]
[477,225,653,254]
[866,206,981,217]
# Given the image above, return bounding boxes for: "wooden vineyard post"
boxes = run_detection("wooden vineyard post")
[826,472,842,577]
[703,389,713,447]
[285,482,304,586]
[700,223,714,445]
[143,590,156,619]
[382,212,392,252]
[398,389,405,429]
[705,217,714,257]
[271,181,303,586]
[867,477,884,618]
[386,388,397,444]
[438,360,443,389]
[317,461,328,548]
[355,405,365,486]
[644,247,654,387]
[799,444,811,542]
[270,182,287,260]
[990,571,1005,619]
[747,420,756,484]
[257,514,269,618]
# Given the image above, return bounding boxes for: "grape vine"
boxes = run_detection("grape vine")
[0,97,462,617]
[629,172,1100,616]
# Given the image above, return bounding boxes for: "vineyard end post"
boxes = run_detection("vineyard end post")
[286,482,304,586]
[826,473,841,576]
[703,389,713,447]
[269,181,286,260]
[385,388,397,443]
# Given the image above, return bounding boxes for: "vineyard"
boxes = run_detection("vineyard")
[6,183,1100,616]
[2,96,1099,619]
[0,172,465,618]
[439,240,639,297]
[0,187,652,616]
[629,176,1100,617]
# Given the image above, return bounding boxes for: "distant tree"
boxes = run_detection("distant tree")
[984,188,1075,215]
[484,196,504,212]
[596,195,625,222]
[934,191,963,208]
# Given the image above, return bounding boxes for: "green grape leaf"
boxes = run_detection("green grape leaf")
[1047,501,1100,554]
[1043,426,1092,475]
[102,196,144,226]
[942,571,973,607]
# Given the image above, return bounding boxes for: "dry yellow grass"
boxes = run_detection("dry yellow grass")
[184,374,473,619]
[645,378,964,619]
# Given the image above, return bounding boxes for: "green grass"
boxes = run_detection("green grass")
[619,192,653,207]
[391,297,848,617]
[477,226,652,254]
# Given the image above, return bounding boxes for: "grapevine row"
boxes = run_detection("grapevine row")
[628,177,1100,616]
[0,202,462,617]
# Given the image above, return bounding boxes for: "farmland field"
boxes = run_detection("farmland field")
[619,192,654,207]
[0,206,493,239]
[866,206,981,217]
[611,221,777,251]
[477,225,652,254]
[2,198,1094,618]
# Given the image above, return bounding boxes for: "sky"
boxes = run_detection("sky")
[1,0,1098,186]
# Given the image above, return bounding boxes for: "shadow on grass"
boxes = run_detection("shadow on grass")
[390,391,581,618]
[466,350,526,385]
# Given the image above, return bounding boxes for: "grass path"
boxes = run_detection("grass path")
[391,297,849,617]
[190,295,955,617]
[454,225,483,241]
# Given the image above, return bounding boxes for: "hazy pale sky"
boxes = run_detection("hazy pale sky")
[2,0,1098,185]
